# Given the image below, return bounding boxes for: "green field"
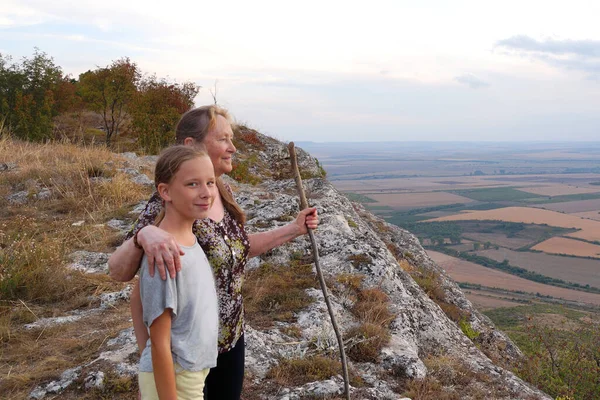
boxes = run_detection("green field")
[451,187,540,202]
[343,192,377,203]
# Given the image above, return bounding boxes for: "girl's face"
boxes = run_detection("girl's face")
[159,156,217,221]
[202,115,236,177]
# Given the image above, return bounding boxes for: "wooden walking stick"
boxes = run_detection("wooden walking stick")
[287,142,351,400]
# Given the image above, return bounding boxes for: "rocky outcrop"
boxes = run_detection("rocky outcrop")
[25,133,549,399]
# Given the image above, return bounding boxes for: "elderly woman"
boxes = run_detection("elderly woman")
[108,105,318,400]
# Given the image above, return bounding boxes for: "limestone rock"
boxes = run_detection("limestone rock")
[106,218,130,233]
[83,371,105,390]
[0,161,17,171]
[7,190,28,205]
[68,250,110,274]
[29,367,81,399]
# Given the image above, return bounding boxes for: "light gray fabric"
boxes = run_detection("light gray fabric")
[139,241,218,372]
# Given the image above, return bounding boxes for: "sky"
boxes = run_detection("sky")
[2,0,600,142]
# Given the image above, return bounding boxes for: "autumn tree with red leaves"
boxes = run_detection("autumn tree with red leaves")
[130,75,200,153]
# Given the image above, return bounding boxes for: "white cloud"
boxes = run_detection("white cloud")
[3,0,600,141]
[455,74,490,89]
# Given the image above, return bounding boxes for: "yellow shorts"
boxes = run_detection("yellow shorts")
[138,363,210,400]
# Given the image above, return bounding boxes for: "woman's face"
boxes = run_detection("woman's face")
[202,115,236,176]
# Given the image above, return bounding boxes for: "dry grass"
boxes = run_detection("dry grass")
[0,302,133,399]
[339,282,395,363]
[243,262,318,328]
[344,323,391,363]
[351,288,395,327]
[266,355,364,389]
[398,354,521,400]
[0,138,152,398]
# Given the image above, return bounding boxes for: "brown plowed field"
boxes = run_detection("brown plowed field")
[427,206,600,242]
[520,185,600,196]
[462,291,527,310]
[533,198,600,213]
[474,248,600,288]
[367,192,474,209]
[427,250,600,306]
[532,237,600,259]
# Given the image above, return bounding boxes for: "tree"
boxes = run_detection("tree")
[130,75,199,153]
[78,58,140,145]
[0,49,64,140]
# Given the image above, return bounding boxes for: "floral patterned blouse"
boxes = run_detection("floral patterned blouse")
[126,185,250,353]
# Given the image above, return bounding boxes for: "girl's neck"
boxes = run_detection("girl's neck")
[158,209,196,247]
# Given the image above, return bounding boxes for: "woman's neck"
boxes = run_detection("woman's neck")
[157,209,196,247]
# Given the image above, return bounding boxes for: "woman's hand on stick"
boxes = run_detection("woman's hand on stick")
[294,207,319,235]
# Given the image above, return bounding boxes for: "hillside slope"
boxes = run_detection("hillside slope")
[4,130,550,399]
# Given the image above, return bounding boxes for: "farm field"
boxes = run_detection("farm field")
[427,250,600,307]
[572,211,600,221]
[459,290,527,310]
[461,232,533,249]
[427,206,600,242]
[366,192,475,209]
[474,248,600,288]
[519,184,600,196]
[532,237,600,259]
[532,198,600,213]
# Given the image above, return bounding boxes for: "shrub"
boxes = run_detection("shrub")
[516,320,600,399]
[459,319,480,340]
[230,155,262,185]
[413,270,446,303]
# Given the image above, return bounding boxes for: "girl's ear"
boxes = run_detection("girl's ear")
[183,137,196,147]
[157,183,172,203]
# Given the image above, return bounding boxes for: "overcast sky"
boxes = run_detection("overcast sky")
[2,0,600,142]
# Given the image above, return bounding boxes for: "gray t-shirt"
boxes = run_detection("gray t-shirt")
[139,241,218,372]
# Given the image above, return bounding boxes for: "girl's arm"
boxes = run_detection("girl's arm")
[248,207,318,258]
[150,309,177,400]
[130,280,149,355]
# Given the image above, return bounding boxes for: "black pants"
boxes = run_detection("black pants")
[204,334,245,400]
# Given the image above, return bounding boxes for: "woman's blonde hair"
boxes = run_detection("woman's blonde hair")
[153,145,209,226]
[174,105,245,224]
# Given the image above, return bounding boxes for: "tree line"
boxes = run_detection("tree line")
[0,48,200,153]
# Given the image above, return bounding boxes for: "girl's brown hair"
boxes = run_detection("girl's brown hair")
[175,105,245,224]
[153,145,209,226]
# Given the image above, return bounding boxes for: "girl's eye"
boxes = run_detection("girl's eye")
[207,181,215,186]
[188,182,198,187]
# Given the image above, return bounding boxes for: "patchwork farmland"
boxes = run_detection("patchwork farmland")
[309,141,600,311]
[427,250,600,308]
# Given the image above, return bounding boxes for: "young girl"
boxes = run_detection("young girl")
[138,146,219,400]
